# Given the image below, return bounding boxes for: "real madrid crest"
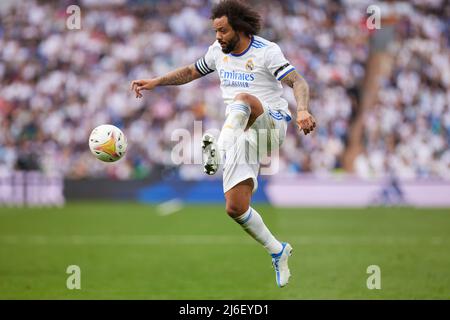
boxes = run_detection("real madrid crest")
[245,59,254,71]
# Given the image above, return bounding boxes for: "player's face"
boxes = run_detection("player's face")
[213,16,240,54]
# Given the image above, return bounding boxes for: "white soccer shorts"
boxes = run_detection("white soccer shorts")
[222,103,290,194]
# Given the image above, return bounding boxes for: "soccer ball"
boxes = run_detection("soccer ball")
[89,124,127,162]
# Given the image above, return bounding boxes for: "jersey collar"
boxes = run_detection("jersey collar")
[230,36,254,57]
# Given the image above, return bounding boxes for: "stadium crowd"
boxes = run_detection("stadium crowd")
[354,1,450,179]
[0,0,448,180]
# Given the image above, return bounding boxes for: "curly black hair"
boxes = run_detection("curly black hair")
[211,0,262,36]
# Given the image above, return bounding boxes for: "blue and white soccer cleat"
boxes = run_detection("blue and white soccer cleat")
[271,242,293,288]
[202,133,219,175]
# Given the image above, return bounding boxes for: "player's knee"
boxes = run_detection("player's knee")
[234,93,254,105]
[225,201,247,219]
[234,93,263,117]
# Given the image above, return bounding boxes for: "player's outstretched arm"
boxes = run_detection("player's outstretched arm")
[281,71,316,135]
[130,64,202,98]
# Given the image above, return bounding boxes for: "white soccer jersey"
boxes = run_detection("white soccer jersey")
[195,35,296,120]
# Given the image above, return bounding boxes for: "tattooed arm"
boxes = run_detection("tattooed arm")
[156,64,203,86]
[131,64,202,98]
[281,71,316,135]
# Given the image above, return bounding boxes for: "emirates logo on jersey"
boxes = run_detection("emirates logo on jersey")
[245,59,254,71]
[219,69,255,88]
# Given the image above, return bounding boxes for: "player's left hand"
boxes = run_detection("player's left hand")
[296,110,316,135]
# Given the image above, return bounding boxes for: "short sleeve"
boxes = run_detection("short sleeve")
[195,44,216,76]
[265,44,296,81]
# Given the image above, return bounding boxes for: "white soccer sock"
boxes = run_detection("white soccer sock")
[217,100,251,160]
[234,206,283,255]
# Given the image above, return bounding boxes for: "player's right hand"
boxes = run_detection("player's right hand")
[130,79,158,98]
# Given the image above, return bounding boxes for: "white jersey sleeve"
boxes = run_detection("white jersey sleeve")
[195,44,216,76]
[265,44,296,81]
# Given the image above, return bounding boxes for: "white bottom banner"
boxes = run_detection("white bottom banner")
[266,175,450,207]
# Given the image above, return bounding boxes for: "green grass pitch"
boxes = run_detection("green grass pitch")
[0,202,449,299]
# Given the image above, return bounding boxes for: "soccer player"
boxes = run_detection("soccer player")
[131,0,316,287]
